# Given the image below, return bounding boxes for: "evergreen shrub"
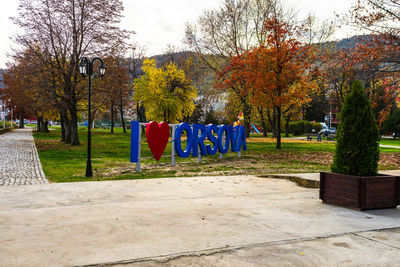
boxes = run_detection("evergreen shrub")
[331,81,380,176]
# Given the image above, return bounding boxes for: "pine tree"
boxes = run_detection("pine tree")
[331,80,380,176]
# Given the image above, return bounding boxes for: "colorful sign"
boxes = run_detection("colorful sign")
[173,123,247,158]
[130,121,247,165]
[146,121,170,161]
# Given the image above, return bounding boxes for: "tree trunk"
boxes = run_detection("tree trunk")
[119,89,126,133]
[243,101,252,138]
[37,116,43,132]
[110,103,114,133]
[276,107,282,149]
[137,103,142,122]
[19,108,24,128]
[64,116,71,144]
[285,117,290,137]
[60,112,66,142]
[137,103,146,134]
[258,107,268,137]
[268,110,278,138]
[119,103,126,134]
[70,107,80,146]
[43,120,49,132]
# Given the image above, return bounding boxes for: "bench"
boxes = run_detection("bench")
[306,133,321,141]
[326,134,336,140]
[306,133,336,141]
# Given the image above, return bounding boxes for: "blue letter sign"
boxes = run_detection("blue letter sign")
[172,124,246,158]
[131,122,247,162]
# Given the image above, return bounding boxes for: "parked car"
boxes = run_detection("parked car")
[319,127,336,136]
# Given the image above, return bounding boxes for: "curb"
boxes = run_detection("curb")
[258,174,320,189]
[0,127,14,135]
[32,139,48,183]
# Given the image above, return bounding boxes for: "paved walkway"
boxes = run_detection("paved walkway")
[0,176,399,266]
[0,128,48,185]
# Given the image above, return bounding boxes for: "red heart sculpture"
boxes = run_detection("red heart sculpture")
[146,121,170,161]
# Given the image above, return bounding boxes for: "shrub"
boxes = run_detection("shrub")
[331,80,380,176]
[304,121,313,133]
[290,121,304,136]
[290,120,321,135]
[312,123,322,133]
[0,121,15,128]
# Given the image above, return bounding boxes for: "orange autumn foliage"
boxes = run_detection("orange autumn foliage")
[216,18,319,148]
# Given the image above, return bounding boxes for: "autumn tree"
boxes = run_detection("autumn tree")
[350,0,400,63]
[299,14,336,122]
[11,0,129,145]
[367,78,399,130]
[346,1,400,125]
[185,0,281,136]
[133,59,197,123]
[3,62,33,128]
[3,49,60,131]
[217,18,318,149]
[127,44,146,123]
[96,56,131,133]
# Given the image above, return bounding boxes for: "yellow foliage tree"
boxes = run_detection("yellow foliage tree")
[133,59,197,123]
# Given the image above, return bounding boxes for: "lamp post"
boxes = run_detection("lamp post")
[79,57,106,177]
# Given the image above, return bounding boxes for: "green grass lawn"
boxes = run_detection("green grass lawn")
[33,127,400,183]
[249,132,298,138]
[380,138,400,147]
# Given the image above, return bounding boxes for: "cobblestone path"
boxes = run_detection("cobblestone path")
[0,128,48,185]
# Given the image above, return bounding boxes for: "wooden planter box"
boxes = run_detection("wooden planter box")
[320,172,399,210]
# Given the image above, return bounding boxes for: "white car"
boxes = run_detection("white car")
[320,127,336,135]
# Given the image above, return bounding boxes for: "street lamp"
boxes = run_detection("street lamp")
[79,57,106,177]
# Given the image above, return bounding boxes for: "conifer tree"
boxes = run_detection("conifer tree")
[331,80,380,176]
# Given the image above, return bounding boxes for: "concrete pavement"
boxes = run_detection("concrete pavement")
[0,175,399,266]
[121,228,400,266]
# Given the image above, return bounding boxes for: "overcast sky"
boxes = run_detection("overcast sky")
[0,0,356,69]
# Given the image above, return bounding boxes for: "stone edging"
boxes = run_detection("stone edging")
[32,139,48,182]
[258,175,319,188]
